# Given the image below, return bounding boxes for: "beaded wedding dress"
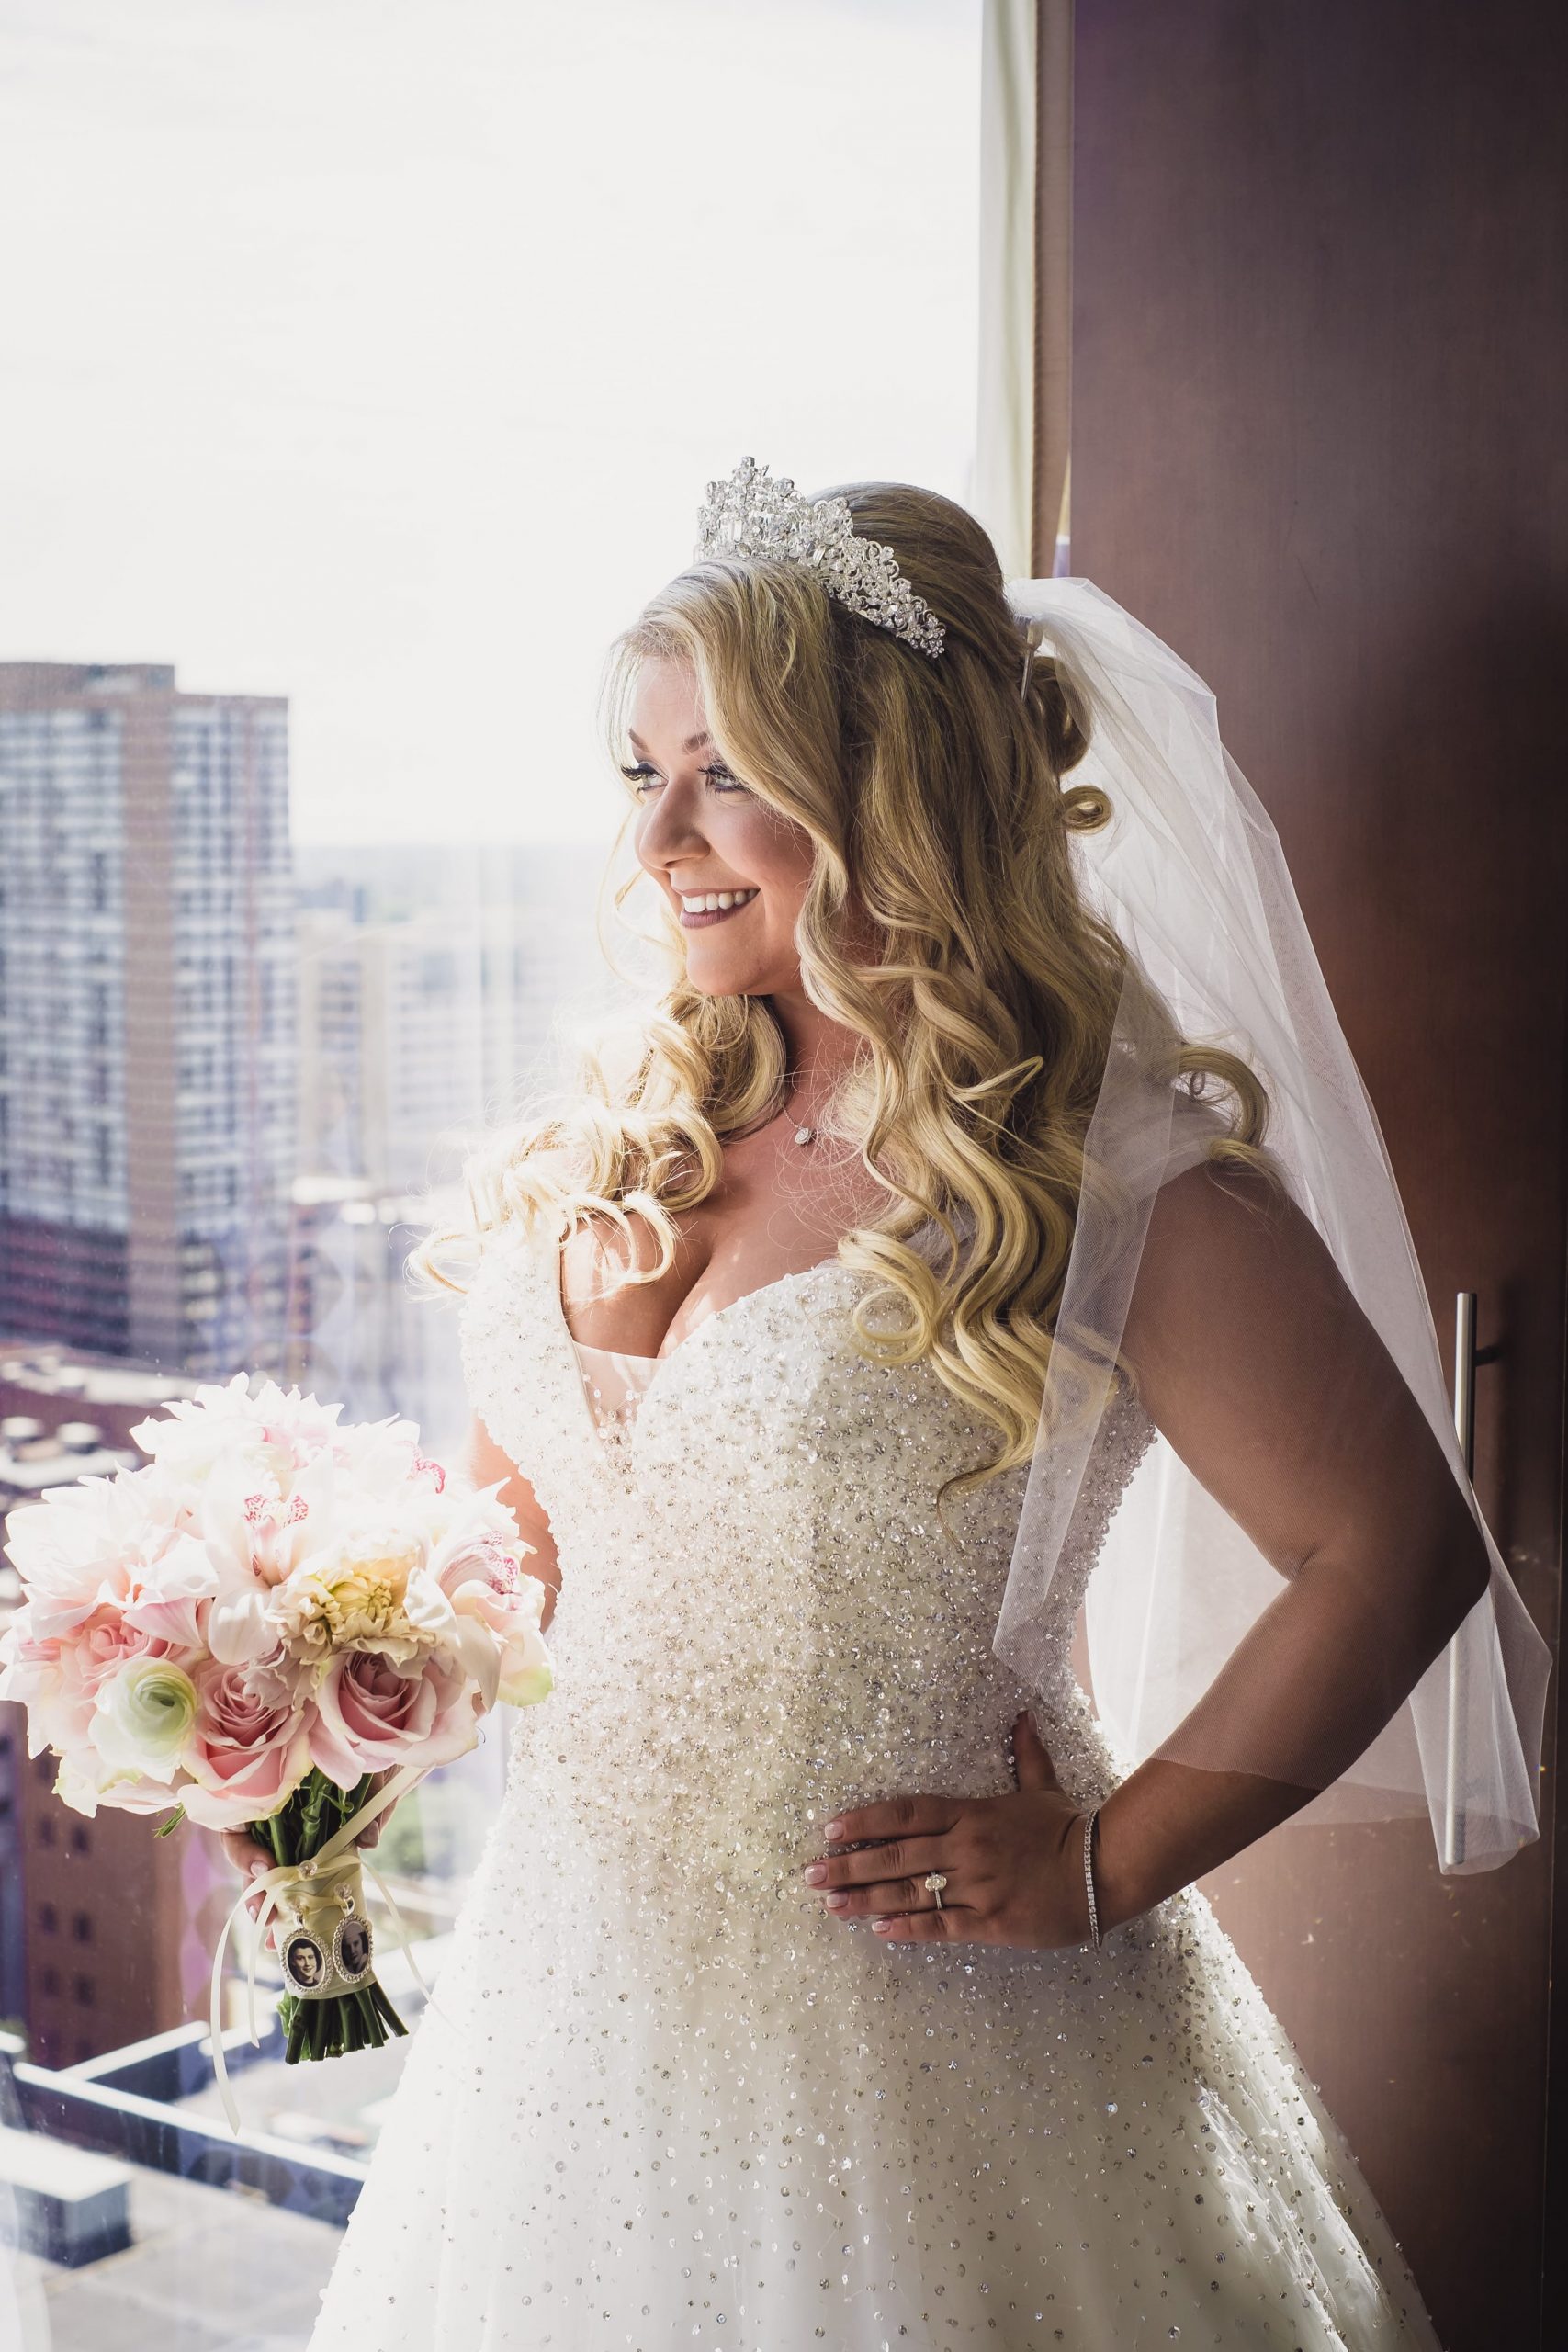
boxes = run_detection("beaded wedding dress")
[306,1217,1441,2351]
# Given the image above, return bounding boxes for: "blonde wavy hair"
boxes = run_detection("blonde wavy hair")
[411,481,1272,1505]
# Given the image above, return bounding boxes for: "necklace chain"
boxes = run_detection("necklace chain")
[781,1075,821,1148]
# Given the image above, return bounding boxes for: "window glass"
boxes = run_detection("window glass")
[0,6,982,2338]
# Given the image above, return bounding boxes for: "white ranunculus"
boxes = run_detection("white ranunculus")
[90,1657,199,1781]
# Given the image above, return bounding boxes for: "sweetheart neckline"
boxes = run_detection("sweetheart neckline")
[547,1241,850,1450]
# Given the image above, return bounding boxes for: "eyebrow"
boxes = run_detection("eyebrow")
[627,729,712,755]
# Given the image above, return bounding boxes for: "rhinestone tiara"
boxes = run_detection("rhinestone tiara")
[694,457,946,661]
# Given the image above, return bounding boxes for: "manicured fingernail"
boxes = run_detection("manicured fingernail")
[802,1862,827,1885]
[824,1892,850,1911]
[250,1859,266,1878]
[872,1918,894,1933]
[823,1820,845,1841]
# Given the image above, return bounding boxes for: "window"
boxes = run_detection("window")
[0,7,983,2323]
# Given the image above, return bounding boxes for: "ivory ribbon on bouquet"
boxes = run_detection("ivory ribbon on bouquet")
[208,1759,433,2137]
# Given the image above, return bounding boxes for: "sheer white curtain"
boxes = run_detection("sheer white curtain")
[976,0,1073,577]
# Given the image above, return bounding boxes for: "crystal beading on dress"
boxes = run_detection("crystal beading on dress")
[306,1217,1441,2351]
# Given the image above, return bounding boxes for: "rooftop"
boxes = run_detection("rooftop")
[0,1347,196,1412]
[9,2149,344,2351]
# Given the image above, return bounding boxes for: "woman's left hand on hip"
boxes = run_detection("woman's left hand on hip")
[802,1710,1094,1948]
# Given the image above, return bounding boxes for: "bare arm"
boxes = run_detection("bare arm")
[1092,1156,1488,1927]
[807,1154,1489,1947]
[462,1411,561,1634]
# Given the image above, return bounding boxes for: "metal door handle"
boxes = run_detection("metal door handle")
[1444,1293,1501,1865]
[1453,1293,1477,1476]
[1451,1292,1502,1477]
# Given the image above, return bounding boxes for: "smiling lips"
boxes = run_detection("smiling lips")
[678,887,759,929]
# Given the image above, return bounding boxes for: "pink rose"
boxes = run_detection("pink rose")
[179,1658,312,1830]
[76,1605,189,1698]
[0,1606,192,1758]
[308,1647,480,1792]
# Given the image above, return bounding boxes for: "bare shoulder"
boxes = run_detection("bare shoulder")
[559,1204,668,1293]
[1129,1151,1329,1342]
[558,1205,693,1354]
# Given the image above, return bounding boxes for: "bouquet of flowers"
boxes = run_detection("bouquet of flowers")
[0,1374,550,2122]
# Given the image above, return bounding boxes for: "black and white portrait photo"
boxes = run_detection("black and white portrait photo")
[283,1935,326,1994]
[335,1917,372,1981]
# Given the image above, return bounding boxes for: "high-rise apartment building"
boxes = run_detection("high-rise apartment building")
[0,662,294,1376]
[294,841,615,1193]
[296,910,496,1196]
[286,842,619,1441]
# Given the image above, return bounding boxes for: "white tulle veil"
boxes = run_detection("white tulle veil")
[999,577,1549,1873]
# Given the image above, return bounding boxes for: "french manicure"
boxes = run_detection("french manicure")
[823,1819,845,1841]
[803,1862,828,1885]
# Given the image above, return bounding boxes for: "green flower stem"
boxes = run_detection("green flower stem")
[233,1768,412,2069]
[370,1977,408,2037]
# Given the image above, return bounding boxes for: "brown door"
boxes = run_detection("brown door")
[1048,5,1566,2346]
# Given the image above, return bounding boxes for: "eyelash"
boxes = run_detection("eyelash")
[620,761,747,797]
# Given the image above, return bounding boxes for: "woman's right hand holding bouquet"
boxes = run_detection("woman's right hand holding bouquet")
[222,1767,397,1946]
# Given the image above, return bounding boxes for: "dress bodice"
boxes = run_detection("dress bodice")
[457,1217,1156,1915]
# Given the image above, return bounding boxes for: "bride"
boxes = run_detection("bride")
[237,463,1543,2347]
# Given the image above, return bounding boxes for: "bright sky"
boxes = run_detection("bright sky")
[1,0,982,846]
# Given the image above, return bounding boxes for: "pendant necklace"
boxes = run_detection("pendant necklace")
[789,1093,819,1146]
